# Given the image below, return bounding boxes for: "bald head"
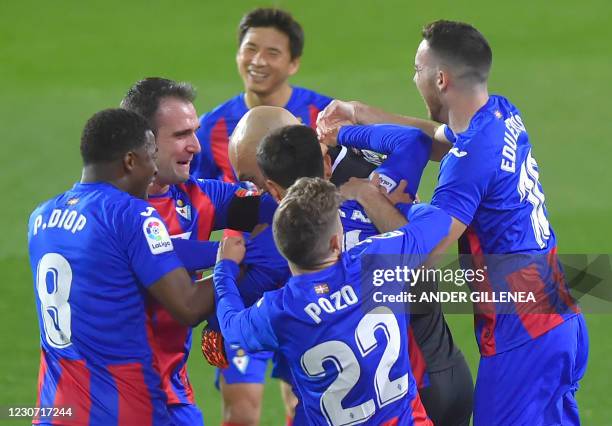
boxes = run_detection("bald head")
[229,106,300,189]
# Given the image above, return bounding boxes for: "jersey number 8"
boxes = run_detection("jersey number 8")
[36,253,73,349]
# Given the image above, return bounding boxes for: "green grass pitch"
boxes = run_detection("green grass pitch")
[1,0,611,424]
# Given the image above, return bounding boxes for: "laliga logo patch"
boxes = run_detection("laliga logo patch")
[175,199,192,221]
[142,217,173,254]
[371,172,397,193]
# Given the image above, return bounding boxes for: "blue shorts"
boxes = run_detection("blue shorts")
[167,403,204,426]
[474,314,588,426]
[215,343,274,388]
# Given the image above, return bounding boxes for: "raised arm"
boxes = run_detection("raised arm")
[317,100,451,161]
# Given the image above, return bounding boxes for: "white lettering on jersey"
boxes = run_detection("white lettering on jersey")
[32,209,87,236]
[501,114,526,173]
[142,217,173,254]
[517,149,551,248]
[304,285,359,324]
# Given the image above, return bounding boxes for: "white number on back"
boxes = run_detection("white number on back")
[36,253,73,348]
[300,306,406,426]
[517,149,551,248]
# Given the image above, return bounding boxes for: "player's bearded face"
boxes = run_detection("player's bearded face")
[413,41,444,123]
[153,98,201,186]
[236,27,299,97]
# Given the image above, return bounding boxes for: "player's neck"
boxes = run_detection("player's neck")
[81,165,124,191]
[289,255,339,276]
[245,85,293,109]
[447,88,489,134]
[148,181,170,196]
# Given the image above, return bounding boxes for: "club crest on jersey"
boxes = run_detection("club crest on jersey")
[175,199,192,220]
[232,352,250,374]
[143,217,173,254]
[314,283,330,294]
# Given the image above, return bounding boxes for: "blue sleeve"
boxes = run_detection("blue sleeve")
[258,193,278,225]
[431,136,494,226]
[191,113,221,180]
[172,239,219,272]
[359,203,451,267]
[214,260,279,351]
[122,200,184,288]
[238,227,291,306]
[339,125,432,197]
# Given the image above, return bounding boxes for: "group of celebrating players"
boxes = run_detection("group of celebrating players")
[28,7,588,426]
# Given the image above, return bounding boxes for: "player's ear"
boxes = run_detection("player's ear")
[437,69,449,92]
[323,154,333,180]
[329,231,341,254]
[288,56,301,77]
[123,151,137,173]
[266,180,284,203]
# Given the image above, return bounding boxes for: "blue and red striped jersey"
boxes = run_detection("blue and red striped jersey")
[191,86,332,182]
[28,182,183,425]
[145,177,253,405]
[431,95,580,355]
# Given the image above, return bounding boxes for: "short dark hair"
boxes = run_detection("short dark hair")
[238,8,304,59]
[120,77,196,130]
[256,125,324,189]
[422,20,492,83]
[273,177,341,269]
[80,108,151,165]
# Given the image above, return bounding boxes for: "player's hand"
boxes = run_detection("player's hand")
[217,236,246,264]
[316,100,357,141]
[339,176,381,201]
[384,179,414,206]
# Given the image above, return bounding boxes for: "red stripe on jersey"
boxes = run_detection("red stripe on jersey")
[53,359,91,426]
[145,300,191,405]
[308,105,321,129]
[506,265,564,339]
[548,247,580,314]
[35,350,47,409]
[407,326,427,389]
[183,183,216,241]
[464,227,497,356]
[379,417,398,426]
[107,363,153,426]
[409,392,433,425]
[148,197,184,236]
[209,118,236,183]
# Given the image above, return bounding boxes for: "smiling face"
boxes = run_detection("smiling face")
[236,27,300,99]
[152,97,200,189]
[413,39,447,123]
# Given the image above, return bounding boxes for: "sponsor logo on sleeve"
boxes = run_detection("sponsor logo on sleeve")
[140,206,156,217]
[373,172,397,193]
[143,217,173,254]
[449,147,468,158]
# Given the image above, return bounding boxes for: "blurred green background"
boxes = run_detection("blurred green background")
[2,0,611,424]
